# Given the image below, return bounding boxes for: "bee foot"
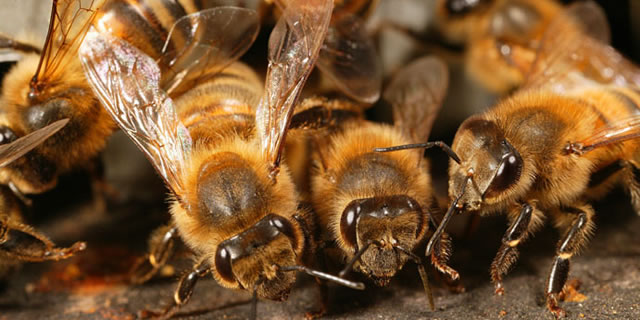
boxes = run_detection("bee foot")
[546,293,567,318]
[494,282,505,296]
[305,309,326,320]
[45,241,87,260]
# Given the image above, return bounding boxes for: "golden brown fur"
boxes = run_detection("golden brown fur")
[436,0,562,93]
[448,86,640,316]
[311,121,432,283]
[0,0,224,195]
[0,54,114,193]
[459,89,640,215]
[164,59,320,300]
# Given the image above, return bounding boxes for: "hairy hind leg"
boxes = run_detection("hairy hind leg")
[0,217,85,262]
[546,204,595,318]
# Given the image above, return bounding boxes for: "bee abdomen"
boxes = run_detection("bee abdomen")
[607,88,640,116]
[174,62,262,140]
[96,0,208,60]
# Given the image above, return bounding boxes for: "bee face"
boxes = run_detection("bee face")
[450,117,523,211]
[214,214,299,300]
[340,195,423,283]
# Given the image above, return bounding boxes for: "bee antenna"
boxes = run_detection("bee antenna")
[425,175,470,257]
[280,265,365,290]
[374,141,461,164]
[395,245,435,311]
[339,240,381,278]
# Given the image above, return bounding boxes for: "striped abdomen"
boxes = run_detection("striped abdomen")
[174,62,263,143]
[577,86,640,142]
[573,87,640,182]
[95,0,208,61]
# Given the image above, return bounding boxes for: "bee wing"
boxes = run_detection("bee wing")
[316,14,382,104]
[0,119,69,168]
[30,0,101,96]
[566,0,610,45]
[384,56,449,143]
[524,1,640,92]
[570,115,640,154]
[256,0,333,171]
[159,6,260,95]
[79,29,192,199]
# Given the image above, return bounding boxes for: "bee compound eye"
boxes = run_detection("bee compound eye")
[270,215,298,249]
[485,151,522,198]
[340,201,361,250]
[215,246,235,283]
[0,126,18,145]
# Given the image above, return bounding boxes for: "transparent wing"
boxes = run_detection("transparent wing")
[0,119,69,168]
[568,115,640,155]
[79,28,192,198]
[524,1,640,92]
[316,14,382,104]
[30,0,102,97]
[384,56,449,143]
[159,6,260,95]
[256,0,333,171]
[567,0,610,44]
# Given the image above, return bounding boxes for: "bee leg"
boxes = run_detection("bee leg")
[130,225,178,284]
[424,204,460,282]
[306,249,330,319]
[305,276,329,320]
[490,202,533,295]
[294,211,328,319]
[546,205,594,319]
[430,232,466,293]
[0,218,86,262]
[429,231,459,281]
[140,260,210,320]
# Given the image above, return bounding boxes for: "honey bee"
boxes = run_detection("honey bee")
[0,0,260,271]
[384,2,640,317]
[310,55,461,310]
[79,0,368,318]
[434,0,610,93]
[0,119,88,274]
[124,0,383,285]
[0,0,260,195]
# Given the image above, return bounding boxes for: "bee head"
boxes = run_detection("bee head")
[449,117,523,212]
[213,213,299,301]
[339,195,424,284]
